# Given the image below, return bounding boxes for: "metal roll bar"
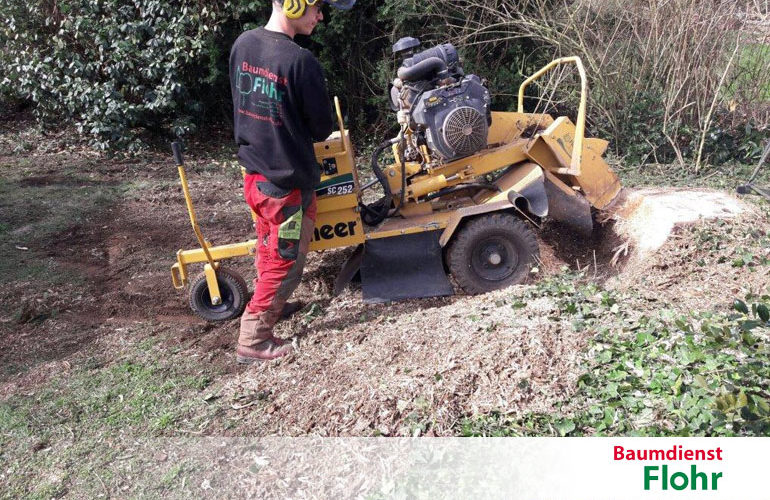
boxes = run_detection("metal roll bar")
[518,57,587,176]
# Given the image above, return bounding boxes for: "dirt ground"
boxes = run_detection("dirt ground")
[1,119,768,442]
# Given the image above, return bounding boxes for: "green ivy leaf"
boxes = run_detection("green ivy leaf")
[733,299,749,314]
[756,304,769,323]
[751,396,770,414]
[555,419,576,436]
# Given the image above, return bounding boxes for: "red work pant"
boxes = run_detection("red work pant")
[239,173,316,347]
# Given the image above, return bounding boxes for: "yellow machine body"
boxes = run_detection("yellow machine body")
[171,58,622,310]
[308,129,364,251]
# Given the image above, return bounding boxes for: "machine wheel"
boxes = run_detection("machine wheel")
[447,213,539,294]
[189,267,248,322]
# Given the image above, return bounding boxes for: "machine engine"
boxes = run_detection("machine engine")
[391,37,491,162]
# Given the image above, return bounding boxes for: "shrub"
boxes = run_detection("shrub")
[426,0,770,167]
[3,0,765,163]
[0,0,543,150]
[0,0,234,150]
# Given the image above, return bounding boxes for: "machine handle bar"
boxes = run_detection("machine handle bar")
[172,142,185,166]
[517,56,587,176]
[171,142,216,269]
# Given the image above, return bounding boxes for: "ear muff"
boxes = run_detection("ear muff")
[283,0,305,19]
[283,0,320,19]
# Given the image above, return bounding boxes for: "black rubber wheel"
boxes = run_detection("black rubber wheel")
[188,267,248,322]
[446,213,539,294]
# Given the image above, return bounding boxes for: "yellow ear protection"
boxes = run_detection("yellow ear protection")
[282,0,320,19]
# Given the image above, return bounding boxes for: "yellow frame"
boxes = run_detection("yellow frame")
[517,56,587,176]
[171,58,621,296]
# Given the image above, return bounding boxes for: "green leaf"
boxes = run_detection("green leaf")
[733,299,749,314]
[740,320,762,332]
[605,382,619,398]
[756,303,769,323]
[555,419,575,436]
[752,396,770,414]
[672,375,683,395]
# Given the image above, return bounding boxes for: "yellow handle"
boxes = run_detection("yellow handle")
[518,57,587,176]
[333,96,347,154]
[178,164,216,268]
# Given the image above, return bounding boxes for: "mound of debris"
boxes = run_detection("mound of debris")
[220,286,587,436]
[607,188,747,261]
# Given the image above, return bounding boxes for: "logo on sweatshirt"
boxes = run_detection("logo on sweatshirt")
[236,61,287,126]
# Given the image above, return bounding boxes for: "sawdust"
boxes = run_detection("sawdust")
[609,188,747,258]
[220,284,588,436]
[591,187,768,316]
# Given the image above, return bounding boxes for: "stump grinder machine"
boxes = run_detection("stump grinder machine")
[170,38,622,321]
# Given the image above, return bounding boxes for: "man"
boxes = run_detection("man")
[230,0,355,364]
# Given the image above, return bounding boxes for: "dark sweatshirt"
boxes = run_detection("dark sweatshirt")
[230,28,334,189]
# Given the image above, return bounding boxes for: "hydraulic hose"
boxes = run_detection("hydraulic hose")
[737,140,770,199]
[360,139,395,226]
[745,140,770,185]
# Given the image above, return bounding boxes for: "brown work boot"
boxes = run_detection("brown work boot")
[280,301,304,319]
[236,339,293,364]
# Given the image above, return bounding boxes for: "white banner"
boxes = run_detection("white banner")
[119,437,770,499]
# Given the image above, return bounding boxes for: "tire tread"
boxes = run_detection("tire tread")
[188,267,248,322]
[447,213,539,294]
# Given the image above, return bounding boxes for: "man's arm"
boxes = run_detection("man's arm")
[297,51,334,142]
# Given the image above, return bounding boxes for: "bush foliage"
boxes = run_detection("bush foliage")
[0,1,239,150]
[1,0,767,163]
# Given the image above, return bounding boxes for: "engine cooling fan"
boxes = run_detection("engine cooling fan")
[441,106,487,158]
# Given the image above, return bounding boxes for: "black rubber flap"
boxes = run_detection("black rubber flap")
[361,230,454,304]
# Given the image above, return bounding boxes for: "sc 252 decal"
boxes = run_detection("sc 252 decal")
[316,180,354,197]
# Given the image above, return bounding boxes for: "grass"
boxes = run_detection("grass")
[0,333,225,498]
[615,160,770,191]
[728,43,770,101]
[0,173,122,286]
